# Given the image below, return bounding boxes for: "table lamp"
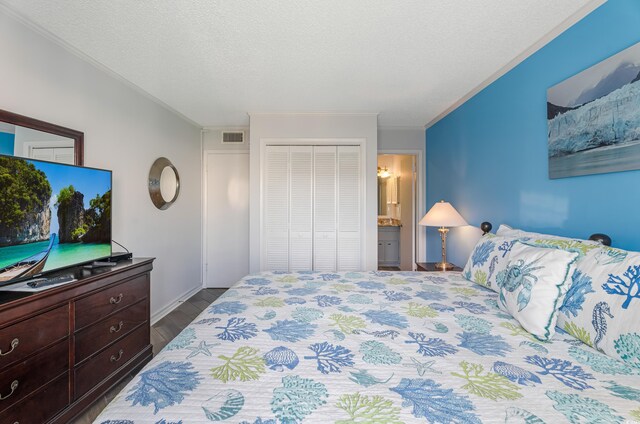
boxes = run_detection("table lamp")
[419,200,468,270]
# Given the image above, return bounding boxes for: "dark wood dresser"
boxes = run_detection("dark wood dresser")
[0,258,154,423]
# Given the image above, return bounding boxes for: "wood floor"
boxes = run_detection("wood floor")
[71,288,227,424]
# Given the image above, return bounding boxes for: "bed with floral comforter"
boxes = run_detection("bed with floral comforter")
[95,271,640,423]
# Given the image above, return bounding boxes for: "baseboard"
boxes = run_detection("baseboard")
[151,284,203,325]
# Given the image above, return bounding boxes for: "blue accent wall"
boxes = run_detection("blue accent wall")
[0,132,15,155]
[426,0,640,267]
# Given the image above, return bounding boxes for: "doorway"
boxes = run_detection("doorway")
[377,153,420,271]
[204,151,250,287]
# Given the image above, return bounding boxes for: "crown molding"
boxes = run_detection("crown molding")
[424,0,606,129]
[202,125,249,132]
[378,125,425,131]
[248,112,379,117]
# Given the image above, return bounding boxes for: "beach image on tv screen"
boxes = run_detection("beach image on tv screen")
[0,155,111,282]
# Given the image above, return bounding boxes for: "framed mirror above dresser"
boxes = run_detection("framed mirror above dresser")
[0,109,84,166]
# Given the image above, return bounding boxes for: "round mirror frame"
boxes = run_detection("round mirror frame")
[148,157,180,210]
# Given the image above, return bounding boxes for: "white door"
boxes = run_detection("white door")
[264,146,291,271]
[313,146,337,271]
[205,151,250,287]
[399,155,416,270]
[289,146,313,270]
[337,146,361,270]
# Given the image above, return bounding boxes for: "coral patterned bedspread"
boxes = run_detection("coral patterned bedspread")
[95,271,640,423]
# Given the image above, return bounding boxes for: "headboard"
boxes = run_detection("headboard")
[480,222,612,247]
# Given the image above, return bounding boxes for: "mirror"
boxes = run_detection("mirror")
[378,176,399,216]
[0,109,83,165]
[149,157,180,210]
[378,177,387,215]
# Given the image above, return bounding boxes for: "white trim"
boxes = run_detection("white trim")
[424,0,606,129]
[249,112,379,117]
[378,125,425,131]
[0,2,203,129]
[260,138,367,272]
[203,150,250,287]
[378,149,426,268]
[202,126,249,131]
[151,285,202,325]
[200,131,206,291]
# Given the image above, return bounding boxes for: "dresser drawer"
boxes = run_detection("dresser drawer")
[0,306,68,372]
[0,338,68,414]
[74,324,149,398]
[0,373,69,424]
[75,274,149,329]
[75,300,147,364]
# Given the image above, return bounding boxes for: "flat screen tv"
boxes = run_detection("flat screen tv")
[0,154,112,286]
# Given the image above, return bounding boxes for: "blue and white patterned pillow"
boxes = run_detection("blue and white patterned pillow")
[496,224,600,256]
[462,234,520,291]
[496,242,578,341]
[497,225,640,367]
[556,245,640,369]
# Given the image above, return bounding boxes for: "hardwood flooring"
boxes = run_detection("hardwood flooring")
[70,288,227,424]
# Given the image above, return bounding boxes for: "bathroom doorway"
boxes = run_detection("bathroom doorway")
[377,153,419,271]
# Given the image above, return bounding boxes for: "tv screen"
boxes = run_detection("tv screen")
[0,154,112,285]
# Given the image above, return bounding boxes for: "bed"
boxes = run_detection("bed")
[94,268,640,423]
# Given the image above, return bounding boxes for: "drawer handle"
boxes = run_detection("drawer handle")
[110,349,124,363]
[110,293,124,304]
[110,321,124,333]
[0,338,18,357]
[0,380,18,401]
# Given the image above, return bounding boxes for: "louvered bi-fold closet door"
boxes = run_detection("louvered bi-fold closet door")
[313,146,337,271]
[337,146,361,270]
[264,146,290,271]
[289,146,313,270]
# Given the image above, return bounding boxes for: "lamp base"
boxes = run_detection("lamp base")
[434,262,455,271]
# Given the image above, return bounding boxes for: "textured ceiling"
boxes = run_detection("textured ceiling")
[2,1,597,127]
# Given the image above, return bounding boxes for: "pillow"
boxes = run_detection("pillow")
[556,245,640,369]
[496,224,600,259]
[462,234,520,292]
[496,242,579,341]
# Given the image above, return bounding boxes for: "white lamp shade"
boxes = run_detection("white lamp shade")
[419,200,468,227]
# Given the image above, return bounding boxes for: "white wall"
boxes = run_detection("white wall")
[249,113,378,272]
[0,9,203,321]
[378,127,426,151]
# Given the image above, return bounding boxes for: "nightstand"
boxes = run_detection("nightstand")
[416,262,463,272]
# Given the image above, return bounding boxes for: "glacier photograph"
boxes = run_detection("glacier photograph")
[548,41,640,179]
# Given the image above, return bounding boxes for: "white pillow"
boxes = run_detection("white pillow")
[496,242,579,341]
[496,224,599,245]
[496,224,600,259]
[556,245,640,368]
[462,234,519,291]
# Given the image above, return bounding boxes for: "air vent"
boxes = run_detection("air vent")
[222,131,245,144]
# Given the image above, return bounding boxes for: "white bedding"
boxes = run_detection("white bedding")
[95,270,640,423]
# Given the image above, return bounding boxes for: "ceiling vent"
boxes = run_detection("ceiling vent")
[222,131,245,144]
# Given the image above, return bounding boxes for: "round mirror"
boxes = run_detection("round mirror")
[148,157,180,210]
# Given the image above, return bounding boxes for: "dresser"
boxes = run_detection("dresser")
[0,258,154,423]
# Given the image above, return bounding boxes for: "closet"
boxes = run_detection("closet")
[263,145,361,272]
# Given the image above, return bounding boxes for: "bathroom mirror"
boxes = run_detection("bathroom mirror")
[0,108,83,165]
[378,177,387,215]
[149,157,180,210]
[377,176,399,216]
